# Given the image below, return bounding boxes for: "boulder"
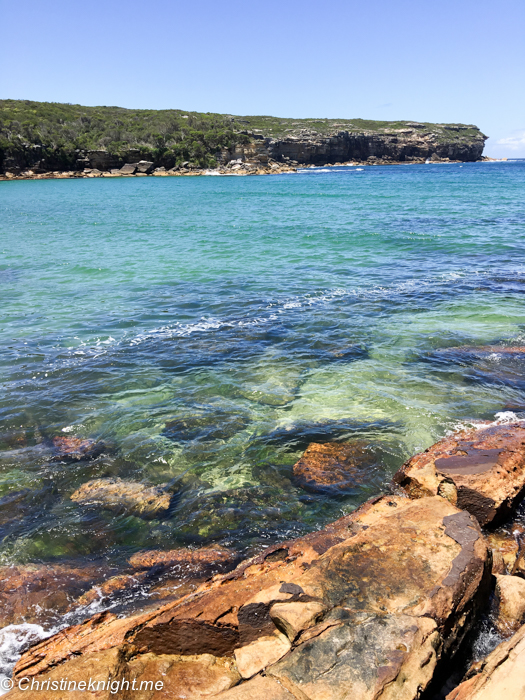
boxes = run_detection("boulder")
[70,478,172,519]
[292,441,373,493]
[120,163,137,174]
[446,623,525,699]
[393,422,525,526]
[494,575,525,635]
[11,495,490,700]
[51,435,104,461]
[136,160,154,174]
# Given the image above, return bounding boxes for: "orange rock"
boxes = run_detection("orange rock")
[292,441,373,493]
[51,436,104,461]
[129,546,235,571]
[394,422,525,526]
[125,653,240,699]
[71,478,172,519]
[75,572,150,607]
[494,575,525,635]
[6,648,125,700]
[13,495,490,700]
[0,564,108,626]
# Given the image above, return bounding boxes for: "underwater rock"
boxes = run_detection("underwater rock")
[394,422,525,526]
[292,441,374,493]
[129,546,235,572]
[70,477,172,519]
[446,622,525,700]
[494,575,525,635]
[427,345,525,391]
[51,435,105,462]
[74,572,150,607]
[0,563,108,626]
[236,360,302,407]
[262,418,392,452]
[12,495,490,700]
[163,410,250,443]
[0,490,32,526]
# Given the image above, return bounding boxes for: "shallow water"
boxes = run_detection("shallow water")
[1,162,525,574]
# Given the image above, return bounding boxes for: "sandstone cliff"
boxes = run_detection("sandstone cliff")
[0,100,487,175]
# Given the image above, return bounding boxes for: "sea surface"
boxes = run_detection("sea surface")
[1,162,524,593]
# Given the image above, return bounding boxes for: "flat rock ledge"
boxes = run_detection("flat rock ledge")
[7,494,490,700]
[393,422,525,526]
[446,622,525,700]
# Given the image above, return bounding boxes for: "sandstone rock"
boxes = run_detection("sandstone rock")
[6,647,125,700]
[128,546,235,572]
[124,653,240,699]
[13,495,490,700]
[494,574,525,635]
[13,610,143,679]
[136,160,154,174]
[486,528,523,574]
[214,675,296,699]
[446,623,525,699]
[393,422,525,526]
[51,435,105,461]
[292,441,373,493]
[513,549,525,577]
[75,572,150,607]
[71,478,172,519]
[120,163,137,174]
[234,630,291,679]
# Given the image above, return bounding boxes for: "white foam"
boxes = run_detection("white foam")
[0,624,51,694]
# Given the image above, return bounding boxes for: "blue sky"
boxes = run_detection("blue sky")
[1,0,524,157]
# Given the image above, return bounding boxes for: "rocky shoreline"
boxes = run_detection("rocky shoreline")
[0,158,493,182]
[2,411,525,699]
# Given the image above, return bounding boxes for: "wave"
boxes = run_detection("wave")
[34,268,525,370]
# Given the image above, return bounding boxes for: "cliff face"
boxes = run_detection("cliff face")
[220,124,486,166]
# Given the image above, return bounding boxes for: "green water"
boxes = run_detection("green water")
[0,162,524,569]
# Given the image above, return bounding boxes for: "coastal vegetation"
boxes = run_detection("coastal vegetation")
[0,99,485,171]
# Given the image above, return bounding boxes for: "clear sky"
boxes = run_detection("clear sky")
[1,0,524,157]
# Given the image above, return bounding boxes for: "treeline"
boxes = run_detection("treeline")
[0,100,251,170]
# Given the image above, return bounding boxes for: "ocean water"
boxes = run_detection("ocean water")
[1,162,525,575]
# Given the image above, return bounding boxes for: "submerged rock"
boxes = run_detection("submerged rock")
[263,418,393,452]
[163,410,250,443]
[51,435,105,462]
[292,441,374,493]
[427,345,525,391]
[70,477,172,519]
[446,622,525,699]
[128,546,235,571]
[11,495,490,700]
[0,564,108,626]
[394,422,525,526]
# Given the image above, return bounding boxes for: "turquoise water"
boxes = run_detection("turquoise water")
[1,162,525,568]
